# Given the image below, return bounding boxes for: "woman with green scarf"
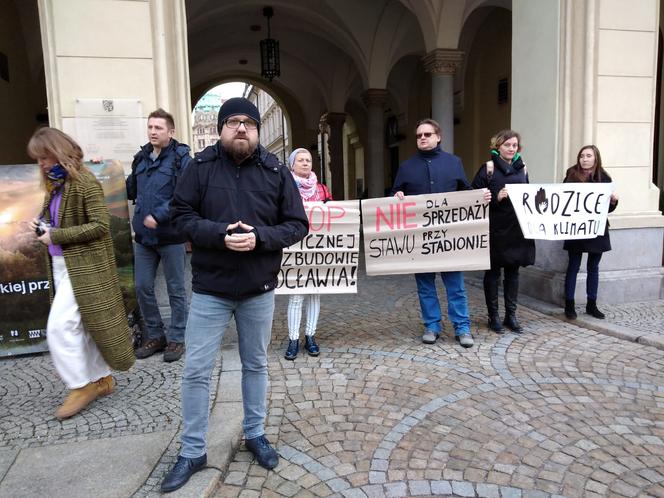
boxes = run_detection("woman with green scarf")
[28,127,134,420]
[471,130,535,334]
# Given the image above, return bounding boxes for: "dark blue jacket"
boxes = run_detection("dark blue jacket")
[392,146,471,195]
[126,139,192,246]
[171,142,308,299]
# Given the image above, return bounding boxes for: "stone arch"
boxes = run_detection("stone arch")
[191,75,311,157]
[186,1,371,89]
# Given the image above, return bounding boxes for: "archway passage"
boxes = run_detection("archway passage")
[0,0,48,164]
[185,0,427,199]
[192,80,293,166]
[185,0,517,199]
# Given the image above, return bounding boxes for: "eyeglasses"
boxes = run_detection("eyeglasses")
[416,132,434,139]
[225,118,258,130]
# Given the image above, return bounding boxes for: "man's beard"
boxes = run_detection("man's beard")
[223,136,258,163]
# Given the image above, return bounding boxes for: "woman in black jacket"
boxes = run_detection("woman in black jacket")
[563,145,619,319]
[472,130,535,333]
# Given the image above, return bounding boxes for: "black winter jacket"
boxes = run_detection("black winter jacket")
[171,142,308,299]
[562,168,617,254]
[472,154,535,268]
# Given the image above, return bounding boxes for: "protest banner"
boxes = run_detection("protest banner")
[276,200,360,294]
[362,191,490,276]
[0,160,135,357]
[505,183,614,240]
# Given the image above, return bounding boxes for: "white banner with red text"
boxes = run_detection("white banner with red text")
[361,191,490,276]
[276,200,361,294]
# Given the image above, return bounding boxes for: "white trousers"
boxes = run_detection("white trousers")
[287,294,320,340]
[47,256,110,389]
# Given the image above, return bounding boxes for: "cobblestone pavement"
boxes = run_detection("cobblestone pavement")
[596,301,664,336]
[0,346,222,497]
[216,273,664,498]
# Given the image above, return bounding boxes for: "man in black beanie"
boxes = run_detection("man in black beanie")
[161,97,308,493]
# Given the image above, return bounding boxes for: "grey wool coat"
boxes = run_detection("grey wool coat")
[42,169,135,371]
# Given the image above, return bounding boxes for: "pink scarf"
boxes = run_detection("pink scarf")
[292,170,321,201]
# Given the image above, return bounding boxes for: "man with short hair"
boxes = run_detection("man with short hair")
[127,108,191,362]
[393,118,490,348]
[161,98,308,493]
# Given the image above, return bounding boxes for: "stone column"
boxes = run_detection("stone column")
[363,89,388,198]
[422,49,463,153]
[149,0,192,145]
[322,112,346,198]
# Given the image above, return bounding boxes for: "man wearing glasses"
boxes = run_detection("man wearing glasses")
[162,98,308,492]
[393,118,489,349]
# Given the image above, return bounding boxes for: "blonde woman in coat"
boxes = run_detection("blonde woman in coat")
[28,127,134,420]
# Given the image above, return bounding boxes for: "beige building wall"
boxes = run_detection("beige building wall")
[514,0,664,303]
[514,0,662,221]
[595,0,662,224]
[38,0,192,149]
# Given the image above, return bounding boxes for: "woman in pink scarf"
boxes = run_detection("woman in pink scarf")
[285,148,332,360]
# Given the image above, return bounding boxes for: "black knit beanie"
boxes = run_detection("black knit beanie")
[217,97,261,133]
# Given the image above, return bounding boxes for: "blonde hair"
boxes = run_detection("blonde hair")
[27,127,85,183]
[490,129,522,151]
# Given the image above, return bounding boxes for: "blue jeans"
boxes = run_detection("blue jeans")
[414,271,471,336]
[565,252,603,300]
[180,291,275,458]
[134,242,187,343]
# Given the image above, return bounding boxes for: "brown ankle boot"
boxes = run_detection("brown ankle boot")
[55,383,99,420]
[95,375,115,397]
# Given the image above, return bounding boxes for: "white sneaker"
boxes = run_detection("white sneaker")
[421,330,438,344]
[456,333,474,348]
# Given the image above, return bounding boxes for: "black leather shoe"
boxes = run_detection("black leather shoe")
[488,315,504,333]
[161,454,207,493]
[503,314,523,333]
[245,435,279,469]
[564,299,577,320]
[304,335,320,356]
[586,299,605,319]
[284,339,299,360]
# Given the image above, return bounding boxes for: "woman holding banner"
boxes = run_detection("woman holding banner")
[285,148,332,360]
[28,127,134,419]
[472,130,535,334]
[563,145,619,320]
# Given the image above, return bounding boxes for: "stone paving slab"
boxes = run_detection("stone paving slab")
[0,449,17,484]
[0,431,174,498]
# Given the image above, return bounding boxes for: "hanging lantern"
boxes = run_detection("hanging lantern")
[260,7,280,82]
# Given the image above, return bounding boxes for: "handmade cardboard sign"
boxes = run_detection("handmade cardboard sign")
[362,191,490,276]
[276,200,361,294]
[505,183,613,240]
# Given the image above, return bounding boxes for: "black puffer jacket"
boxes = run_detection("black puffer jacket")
[171,142,308,299]
[471,153,536,268]
[562,168,617,253]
